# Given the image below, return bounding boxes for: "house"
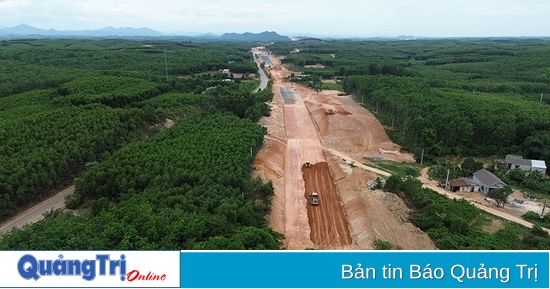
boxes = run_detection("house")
[472,169,506,195]
[505,154,532,171]
[505,154,547,175]
[449,178,480,193]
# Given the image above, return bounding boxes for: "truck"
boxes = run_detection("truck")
[309,192,320,206]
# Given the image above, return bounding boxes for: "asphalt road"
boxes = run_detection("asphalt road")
[260,55,273,65]
[253,53,269,92]
[0,185,74,233]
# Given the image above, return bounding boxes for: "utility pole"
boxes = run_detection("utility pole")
[361,95,364,104]
[250,147,253,157]
[541,93,544,102]
[164,49,169,84]
[541,193,548,220]
[420,148,424,166]
[445,169,450,190]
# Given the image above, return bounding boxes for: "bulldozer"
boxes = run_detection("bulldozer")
[309,192,320,206]
[305,161,311,168]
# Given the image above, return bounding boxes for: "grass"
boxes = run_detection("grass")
[239,80,261,93]
[321,82,343,91]
[522,210,550,229]
[434,155,496,168]
[363,158,421,177]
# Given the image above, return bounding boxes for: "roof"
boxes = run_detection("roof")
[505,154,531,166]
[473,169,506,188]
[531,160,547,169]
[449,178,478,187]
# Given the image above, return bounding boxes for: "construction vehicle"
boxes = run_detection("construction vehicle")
[305,161,311,168]
[309,192,320,206]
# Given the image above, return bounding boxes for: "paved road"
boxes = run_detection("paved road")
[253,52,269,93]
[0,185,74,233]
[260,55,273,65]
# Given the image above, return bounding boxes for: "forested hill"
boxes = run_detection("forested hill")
[0,38,281,250]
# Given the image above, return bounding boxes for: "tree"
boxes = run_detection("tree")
[373,239,392,250]
[487,186,512,208]
[461,158,483,176]
[523,132,550,162]
[383,175,402,193]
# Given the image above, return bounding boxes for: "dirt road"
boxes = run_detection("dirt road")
[280,85,352,249]
[303,162,352,248]
[253,50,548,250]
[0,186,74,233]
[253,52,437,250]
[324,148,391,177]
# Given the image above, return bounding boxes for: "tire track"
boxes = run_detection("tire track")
[303,162,352,248]
[280,84,352,249]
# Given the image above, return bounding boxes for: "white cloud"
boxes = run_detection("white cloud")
[0,0,548,36]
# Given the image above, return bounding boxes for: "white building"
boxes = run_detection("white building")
[531,160,547,175]
[505,154,547,175]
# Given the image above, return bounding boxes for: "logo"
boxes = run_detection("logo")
[17,254,167,282]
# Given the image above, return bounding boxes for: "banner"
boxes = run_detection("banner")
[0,251,180,288]
[180,250,548,288]
[0,250,548,288]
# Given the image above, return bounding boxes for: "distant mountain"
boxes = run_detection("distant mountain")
[0,24,165,37]
[0,25,292,42]
[292,37,326,44]
[219,31,291,42]
[1,24,47,35]
[168,31,219,38]
[90,26,164,37]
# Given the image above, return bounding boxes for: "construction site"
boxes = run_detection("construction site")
[252,50,436,250]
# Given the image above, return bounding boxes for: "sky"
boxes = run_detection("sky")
[0,0,549,37]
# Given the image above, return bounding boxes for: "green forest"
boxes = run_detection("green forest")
[2,37,550,250]
[271,39,550,163]
[0,38,279,249]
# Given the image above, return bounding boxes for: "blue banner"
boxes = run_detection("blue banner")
[179,251,548,288]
